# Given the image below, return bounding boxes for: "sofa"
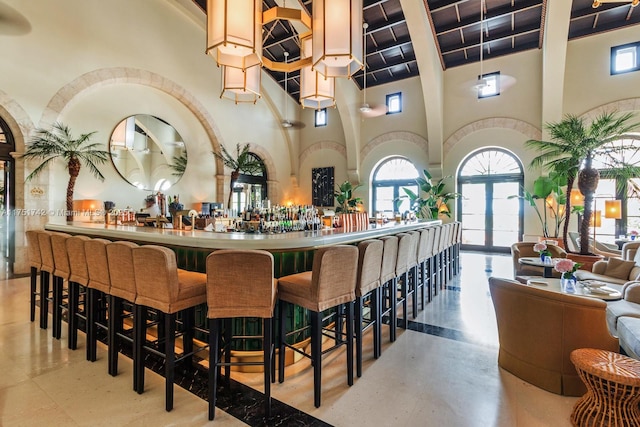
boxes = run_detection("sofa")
[575,241,640,292]
[511,242,567,279]
[605,281,640,359]
[488,277,618,396]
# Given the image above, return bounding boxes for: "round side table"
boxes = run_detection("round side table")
[570,348,640,426]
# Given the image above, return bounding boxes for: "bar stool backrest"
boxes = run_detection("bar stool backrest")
[417,228,430,263]
[85,239,112,294]
[67,235,91,285]
[312,245,359,312]
[356,239,383,297]
[438,224,448,252]
[395,233,412,276]
[37,231,55,273]
[447,223,456,248]
[456,221,463,244]
[26,230,42,269]
[106,241,138,303]
[407,231,419,268]
[132,245,180,312]
[206,249,276,319]
[379,236,399,284]
[429,226,441,258]
[51,232,72,279]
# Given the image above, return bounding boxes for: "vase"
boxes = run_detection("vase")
[561,274,577,293]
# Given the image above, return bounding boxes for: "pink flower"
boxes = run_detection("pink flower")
[533,243,547,253]
[554,259,577,274]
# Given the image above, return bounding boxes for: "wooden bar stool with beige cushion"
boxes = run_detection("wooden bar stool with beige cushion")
[66,235,91,350]
[25,230,43,324]
[106,241,138,383]
[85,238,112,363]
[406,230,421,319]
[50,232,72,340]
[354,239,383,378]
[277,245,358,408]
[37,231,54,330]
[379,235,399,343]
[132,245,207,412]
[205,249,277,421]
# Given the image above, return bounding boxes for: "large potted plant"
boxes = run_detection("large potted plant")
[21,122,109,222]
[334,181,362,214]
[401,168,459,220]
[212,143,263,209]
[526,112,640,264]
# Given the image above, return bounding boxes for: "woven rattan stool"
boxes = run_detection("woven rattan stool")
[570,348,640,426]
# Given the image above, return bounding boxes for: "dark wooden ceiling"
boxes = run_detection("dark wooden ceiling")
[193,0,640,101]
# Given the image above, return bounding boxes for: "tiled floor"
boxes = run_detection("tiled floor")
[0,252,578,426]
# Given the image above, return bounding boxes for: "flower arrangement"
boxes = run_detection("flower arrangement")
[631,230,639,240]
[533,242,551,259]
[554,259,582,279]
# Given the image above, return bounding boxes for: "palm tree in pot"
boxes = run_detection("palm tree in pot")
[21,122,109,221]
[212,143,263,209]
[527,112,640,255]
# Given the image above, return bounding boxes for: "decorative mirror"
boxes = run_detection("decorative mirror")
[109,115,187,191]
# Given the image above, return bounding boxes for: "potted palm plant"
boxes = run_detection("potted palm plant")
[212,143,263,209]
[21,122,109,221]
[526,111,640,264]
[401,169,459,220]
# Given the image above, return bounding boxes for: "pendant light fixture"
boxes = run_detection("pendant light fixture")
[312,0,364,78]
[474,0,488,93]
[282,51,293,128]
[206,0,262,70]
[300,33,336,109]
[359,23,371,113]
[220,64,261,104]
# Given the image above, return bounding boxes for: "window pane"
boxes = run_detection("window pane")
[373,158,419,181]
[460,149,521,177]
[615,47,636,72]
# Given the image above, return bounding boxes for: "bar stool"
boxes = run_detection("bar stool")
[50,232,72,340]
[37,231,54,330]
[416,227,432,306]
[106,241,139,384]
[429,226,441,296]
[85,238,111,362]
[354,239,383,378]
[132,245,207,412]
[379,235,399,342]
[205,249,277,421]
[454,221,462,274]
[277,245,358,408]
[25,230,43,324]
[66,235,91,350]
[394,233,413,328]
[406,231,420,319]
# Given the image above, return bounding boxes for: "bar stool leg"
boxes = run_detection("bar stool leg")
[165,313,176,412]
[263,318,272,418]
[345,302,354,387]
[86,288,99,362]
[135,305,147,394]
[40,271,50,329]
[30,267,38,322]
[311,310,322,408]
[373,287,382,359]
[390,278,397,341]
[355,296,363,378]
[52,275,63,339]
[68,281,78,350]
[208,318,221,420]
[108,295,121,376]
[278,301,287,383]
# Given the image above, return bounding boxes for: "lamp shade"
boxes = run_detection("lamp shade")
[570,189,584,207]
[590,210,602,227]
[300,35,335,109]
[220,64,261,104]
[604,199,622,219]
[312,0,363,78]
[206,0,262,70]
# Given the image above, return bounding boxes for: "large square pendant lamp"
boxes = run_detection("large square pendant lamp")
[312,0,363,78]
[300,35,335,109]
[206,0,262,70]
[220,64,261,104]
[604,200,622,219]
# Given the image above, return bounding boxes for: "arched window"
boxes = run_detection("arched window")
[457,148,524,252]
[371,157,419,219]
[232,152,267,213]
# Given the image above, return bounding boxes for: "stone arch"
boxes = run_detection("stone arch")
[360,131,429,161]
[581,98,640,120]
[299,141,347,166]
[443,118,541,156]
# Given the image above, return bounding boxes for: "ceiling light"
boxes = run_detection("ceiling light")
[312,0,364,78]
[220,64,261,104]
[281,119,293,128]
[206,0,262,70]
[300,34,336,109]
[359,103,371,113]
[592,0,638,8]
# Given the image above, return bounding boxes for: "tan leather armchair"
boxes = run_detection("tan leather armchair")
[488,277,618,396]
[575,241,640,290]
[511,242,566,279]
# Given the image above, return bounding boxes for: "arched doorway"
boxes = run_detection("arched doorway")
[0,117,16,275]
[370,157,419,219]
[232,152,267,213]
[457,148,523,252]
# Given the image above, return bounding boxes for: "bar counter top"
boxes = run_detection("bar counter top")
[45,219,441,251]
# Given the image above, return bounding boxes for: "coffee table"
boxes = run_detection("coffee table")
[519,257,555,278]
[526,278,622,301]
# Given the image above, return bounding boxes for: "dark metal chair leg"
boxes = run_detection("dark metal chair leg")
[165,313,176,412]
[263,318,272,418]
[311,310,322,408]
[208,318,220,421]
[355,296,363,378]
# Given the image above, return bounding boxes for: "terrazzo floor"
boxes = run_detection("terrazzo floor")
[0,252,579,426]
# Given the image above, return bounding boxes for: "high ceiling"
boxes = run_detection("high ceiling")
[193,0,640,101]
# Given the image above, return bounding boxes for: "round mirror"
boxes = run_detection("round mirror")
[109,115,187,191]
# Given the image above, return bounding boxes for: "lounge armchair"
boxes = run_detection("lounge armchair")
[488,277,618,396]
[568,231,622,259]
[575,241,640,291]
